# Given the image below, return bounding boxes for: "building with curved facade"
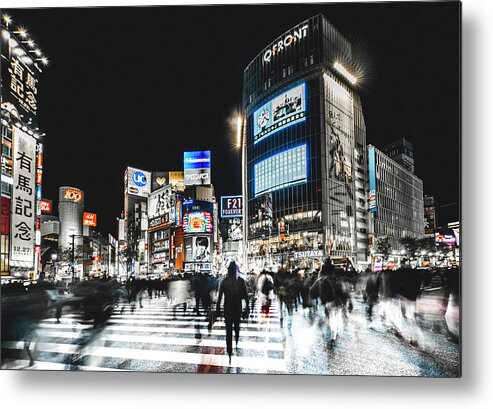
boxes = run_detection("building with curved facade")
[242,14,368,271]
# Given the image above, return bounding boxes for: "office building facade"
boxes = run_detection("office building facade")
[242,14,368,271]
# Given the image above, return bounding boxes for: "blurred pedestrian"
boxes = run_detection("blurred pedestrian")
[216,262,249,364]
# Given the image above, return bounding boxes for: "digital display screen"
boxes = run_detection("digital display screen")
[183,151,211,185]
[253,83,306,144]
[183,211,213,234]
[254,144,307,197]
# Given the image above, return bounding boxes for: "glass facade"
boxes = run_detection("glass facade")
[243,15,368,270]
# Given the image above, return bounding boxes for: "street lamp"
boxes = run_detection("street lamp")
[51,253,58,281]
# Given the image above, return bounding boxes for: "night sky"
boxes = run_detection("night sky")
[6,2,461,237]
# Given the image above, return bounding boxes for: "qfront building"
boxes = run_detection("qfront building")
[243,15,368,271]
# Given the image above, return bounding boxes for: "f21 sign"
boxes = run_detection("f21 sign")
[221,196,242,218]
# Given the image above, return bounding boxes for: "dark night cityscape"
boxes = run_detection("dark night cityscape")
[1,2,460,376]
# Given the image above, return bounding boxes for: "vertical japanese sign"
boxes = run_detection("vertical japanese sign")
[11,128,36,265]
[1,30,40,127]
[368,145,378,213]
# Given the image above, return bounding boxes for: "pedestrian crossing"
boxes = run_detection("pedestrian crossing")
[1,298,286,373]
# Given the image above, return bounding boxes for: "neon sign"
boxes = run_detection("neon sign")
[263,24,308,63]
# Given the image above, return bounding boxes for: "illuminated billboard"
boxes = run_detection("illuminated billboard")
[151,171,185,192]
[148,185,176,224]
[61,187,83,203]
[220,196,243,218]
[40,199,52,214]
[183,151,211,186]
[83,212,97,227]
[368,146,378,213]
[254,144,307,197]
[253,83,306,144]
[126,167,151,197]
[1,32,41,126]
[182,200,213,234]
[10,128,36,265]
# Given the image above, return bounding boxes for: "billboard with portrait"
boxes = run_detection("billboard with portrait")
[183,151,211,186]
[192,236,212,262]
[253,82,306,144]
[254,144,307,197]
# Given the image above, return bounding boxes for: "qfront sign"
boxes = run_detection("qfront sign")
[263,24,309,63]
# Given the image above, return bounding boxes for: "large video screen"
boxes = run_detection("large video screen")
[253,83,306,144]
[254,144,307,197]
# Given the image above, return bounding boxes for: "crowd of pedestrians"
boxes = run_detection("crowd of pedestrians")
[1,259,460,367]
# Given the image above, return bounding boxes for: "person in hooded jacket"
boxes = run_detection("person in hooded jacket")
[216,262,249,364]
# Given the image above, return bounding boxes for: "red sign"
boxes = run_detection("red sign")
[63,188,83,202]
[36,169,43,185]
[0,197,10,235]
[83,212,97,227]
[40,199,52,214]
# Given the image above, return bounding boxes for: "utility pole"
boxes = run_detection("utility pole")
[71,234,75,283]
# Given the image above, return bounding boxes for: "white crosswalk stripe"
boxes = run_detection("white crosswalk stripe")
[1,298,286,373]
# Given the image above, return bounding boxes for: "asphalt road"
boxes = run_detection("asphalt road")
[1,291,460,376]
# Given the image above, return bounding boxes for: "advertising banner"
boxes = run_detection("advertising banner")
[1,33,40,126]
[182,201,214,234]
[40,198,52,214]
[223,218,243,242]
[220,195,243,218]
[126,167,151,197]
[118,218,125,241]
[151,171,185,192]
[253,83,306,144]
[148,185,175,223]
[10,128,36,265]
[61,187,84,203]
[83,212,97,227]
[183,151,211,186]
[424,205,436,235]
[192,236,212,262]
[368,146,378,213]
[254,144,307,197]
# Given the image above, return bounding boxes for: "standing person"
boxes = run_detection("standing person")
[216,262,249,364]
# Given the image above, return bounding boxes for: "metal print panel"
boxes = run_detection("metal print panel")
[0,2,460,377]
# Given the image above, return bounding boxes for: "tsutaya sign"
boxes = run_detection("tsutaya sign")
[263,24,309,63]
[293,250,324,259]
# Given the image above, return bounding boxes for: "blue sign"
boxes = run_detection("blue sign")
[183,151,211,170]
[253,83,306,144]
[254,144,308,197]
[368,145,378,213]
[132,171,147,187]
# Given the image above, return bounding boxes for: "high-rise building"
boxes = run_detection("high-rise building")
[368,145,424,252]
[58,186,84,251]
[242,15,368,271]
[382,137,415,174]
[1,17,47,279]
